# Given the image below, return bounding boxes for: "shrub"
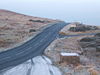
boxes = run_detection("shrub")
[29,19,45,23]
[29,29,36,33]
[80,37,95,42]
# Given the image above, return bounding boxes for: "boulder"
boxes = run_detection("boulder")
[68,24,99,32]
[96,46,100,52]
[83,47,96,53]
[80,42,96,48]
[95,33,100,37]
[95,41,100,46]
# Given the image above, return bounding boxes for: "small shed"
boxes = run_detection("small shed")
[60,52,80,65]
[70,24,77,28]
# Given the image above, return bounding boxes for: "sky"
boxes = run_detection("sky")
[0,0,100,25]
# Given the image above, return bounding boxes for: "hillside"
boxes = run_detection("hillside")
[0,9,57,52]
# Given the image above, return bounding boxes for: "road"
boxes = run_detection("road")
[0,21,67,70]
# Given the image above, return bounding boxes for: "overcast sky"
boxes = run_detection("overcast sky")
[0,0,100,25]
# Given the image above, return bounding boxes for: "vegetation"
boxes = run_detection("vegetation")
[29,19,48,23]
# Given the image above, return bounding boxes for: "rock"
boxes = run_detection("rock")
[60,52,80,65]
[88,68,100,75]
[68,23,99,32]
[74,65,90,75]
[95,33,100,37]
[96,46,100,52]
[80,42,96,48]
[86,42,96,47]
[69,26,86,32]
[95,39,100,47]
[83,47,96,53]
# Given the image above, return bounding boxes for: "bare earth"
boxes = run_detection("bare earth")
[0,9,58,52]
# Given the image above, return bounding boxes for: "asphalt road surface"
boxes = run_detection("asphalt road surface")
[0,21,67,70]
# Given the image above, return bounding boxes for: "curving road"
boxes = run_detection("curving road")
[0,21,67,70]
